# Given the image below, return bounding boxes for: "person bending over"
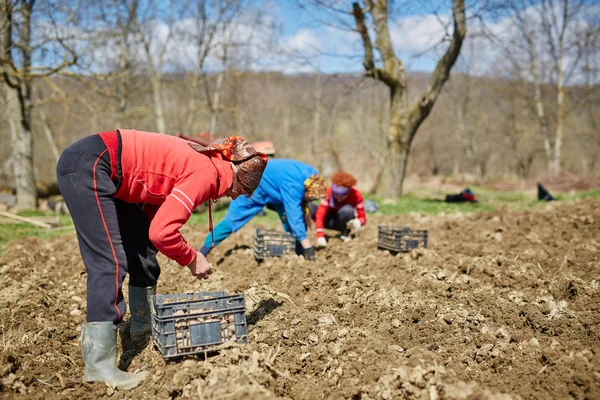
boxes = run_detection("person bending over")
[57,132,267,389]
[199,159,326,260]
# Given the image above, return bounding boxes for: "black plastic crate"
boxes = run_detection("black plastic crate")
[253,228,295,260]
[378,226,428,252]
[151,291,248,360]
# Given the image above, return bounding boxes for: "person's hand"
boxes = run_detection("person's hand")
[316,237,327,248]
[187,252,213,280]
[347,218,362,232]
[302,247,316,261]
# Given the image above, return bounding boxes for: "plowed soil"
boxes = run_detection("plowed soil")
[1,200,599,399]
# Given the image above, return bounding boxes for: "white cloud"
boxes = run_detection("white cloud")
[390,14,449,55]
[286,29,323,54]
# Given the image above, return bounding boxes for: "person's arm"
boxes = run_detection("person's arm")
[149,172,214,266]
[355,190,367,226]
[280,183,309,246]
[315,197,329,239]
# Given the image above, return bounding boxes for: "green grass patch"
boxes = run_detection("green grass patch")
[563,189,600,201]
[367,185,599,216]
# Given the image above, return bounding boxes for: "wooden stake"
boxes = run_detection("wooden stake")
[0,211,53,229]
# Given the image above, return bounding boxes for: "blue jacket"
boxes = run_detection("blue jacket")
[226,159,317,241]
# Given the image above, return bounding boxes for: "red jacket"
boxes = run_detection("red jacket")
[99,129,233,266]
[315,186,366,238]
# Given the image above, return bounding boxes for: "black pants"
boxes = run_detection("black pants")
[56,134,160,325]
[309,202,355,235]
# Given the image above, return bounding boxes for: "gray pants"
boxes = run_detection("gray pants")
[309,202,355,235]
[56,134,160,325]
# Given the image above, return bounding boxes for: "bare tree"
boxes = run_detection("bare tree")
[351,0,466,196]
[486,0,596,176]
[202,5,279,136]
[312,73,322,170]
[177,0,244,134]
[206,43,228,135]
[131,0,179,133]
[0,0,79,209]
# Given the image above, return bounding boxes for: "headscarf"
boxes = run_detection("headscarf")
[189,136,268,247]
[188,136,268,196]
[303,174,326,230]
[303,174,327,201]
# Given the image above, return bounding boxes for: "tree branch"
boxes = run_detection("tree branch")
[352,2,375,73]
[406,0,466,141]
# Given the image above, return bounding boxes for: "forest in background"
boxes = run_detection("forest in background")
[1,0,599,204]
[1,69,598,191]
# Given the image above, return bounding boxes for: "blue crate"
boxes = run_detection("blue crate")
[378,226,428,253]
[253,228,295,260]
[151,291,248,360]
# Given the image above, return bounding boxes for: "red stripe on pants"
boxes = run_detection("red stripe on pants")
[93,150,122,320]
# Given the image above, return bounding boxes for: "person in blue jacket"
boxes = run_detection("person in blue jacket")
[199,159,326,260]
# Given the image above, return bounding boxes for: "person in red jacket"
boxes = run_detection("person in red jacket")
[56,131,267,390]
[310,172,367,246]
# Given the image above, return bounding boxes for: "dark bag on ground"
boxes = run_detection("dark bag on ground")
[445,188,477,203]
[537,183,555,201]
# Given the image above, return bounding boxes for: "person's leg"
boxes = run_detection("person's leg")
[57,136,128,325]
[324,204,356,237]
[57,135,147,389]
[116,200,160,287]
[115,200,160,337]
[308,202,318,221]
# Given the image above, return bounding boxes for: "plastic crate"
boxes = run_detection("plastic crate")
[378,226,428,252]
[151,291,248,360]
[253,228,295,260]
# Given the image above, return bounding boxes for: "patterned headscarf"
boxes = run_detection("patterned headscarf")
[303,174,327,201]
[188,136,268,196]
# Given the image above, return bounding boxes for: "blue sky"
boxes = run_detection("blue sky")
[272,0,455,73]
[58,0,596,83]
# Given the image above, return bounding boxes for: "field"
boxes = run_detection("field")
[0,194,599,399]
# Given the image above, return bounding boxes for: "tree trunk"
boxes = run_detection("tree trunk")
[151,75,166,133]
[5,86,37,209]
[115,48,131,127]
[209,70,225,135]
[185,58,203,133]
[551,55,565,176]
[40,108,61,164]
[312,74,321,170]
[352,0,466,197]
[379,83,410,197]
[325,96,343,173]
[381,137,410,197]
[1,0,36,209]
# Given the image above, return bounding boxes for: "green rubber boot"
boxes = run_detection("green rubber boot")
[81,322,149,389]
[128,285,156,338]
